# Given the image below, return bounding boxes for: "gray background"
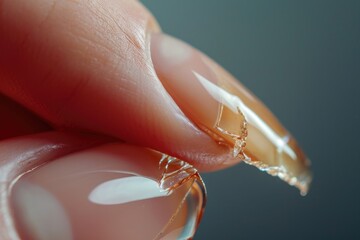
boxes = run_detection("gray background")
[142,1,360,239]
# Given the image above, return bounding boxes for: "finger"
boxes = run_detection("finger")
[0,0,232,171]
[0,132,205,240]
[0,0,311,186]
[0,94,50,140]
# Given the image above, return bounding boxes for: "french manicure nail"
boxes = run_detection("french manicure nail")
[151,33,311,194]
[11,143,206,240]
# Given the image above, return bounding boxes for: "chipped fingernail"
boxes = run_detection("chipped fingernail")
[151,33,311,194]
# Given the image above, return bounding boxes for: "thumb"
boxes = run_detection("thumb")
[0,0,230,170]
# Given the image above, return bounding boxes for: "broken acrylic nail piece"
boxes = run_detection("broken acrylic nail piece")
[159,154,199,192]
[151,33,312,195]
[10,143,206,240]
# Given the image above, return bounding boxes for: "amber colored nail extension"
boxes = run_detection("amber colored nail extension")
[10,144,206,240]
[151,33,312,195]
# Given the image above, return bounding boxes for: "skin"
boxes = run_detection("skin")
[0,0,229,238]
[0,0,232,170]
[0,0,310,238]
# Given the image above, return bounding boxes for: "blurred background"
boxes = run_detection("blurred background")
[142,1,360,239]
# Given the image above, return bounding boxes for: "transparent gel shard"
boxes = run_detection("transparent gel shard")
[215,104,249,160]
[10,145,206,240]
[191,56,313,194]
[243,158,311,196]
[217,99,312,194]
[198,70,312,194]
[159,154,198,192]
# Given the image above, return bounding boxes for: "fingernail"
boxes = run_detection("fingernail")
[11,144,206,240]
[151,33,311,194]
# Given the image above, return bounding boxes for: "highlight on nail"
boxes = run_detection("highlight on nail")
[9,144,206,240]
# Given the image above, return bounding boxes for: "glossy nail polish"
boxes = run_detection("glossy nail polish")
[10,143,206,240]
[151,33,311,194]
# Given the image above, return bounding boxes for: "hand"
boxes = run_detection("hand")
[0,0,310,239]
